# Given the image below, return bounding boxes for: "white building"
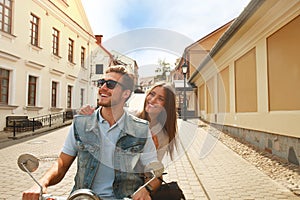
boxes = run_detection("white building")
[0,0,99,130]
[110,50,139,88]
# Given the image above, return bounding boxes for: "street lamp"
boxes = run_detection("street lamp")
[182,63,188,121]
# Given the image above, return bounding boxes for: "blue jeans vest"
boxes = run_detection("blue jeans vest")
[72,110,149,198]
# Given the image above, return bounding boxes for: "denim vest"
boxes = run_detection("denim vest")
[72,109,149,198]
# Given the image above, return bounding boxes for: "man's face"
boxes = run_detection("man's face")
[97,72,126,107]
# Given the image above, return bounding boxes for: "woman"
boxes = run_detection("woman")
[137,82,178,161]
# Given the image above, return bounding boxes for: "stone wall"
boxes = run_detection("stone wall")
[211,123,300,166]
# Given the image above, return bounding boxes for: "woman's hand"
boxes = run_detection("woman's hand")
[132,187,152,200]
[78,105,95,115]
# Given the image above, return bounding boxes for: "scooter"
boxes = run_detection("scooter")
[18,153,164,200]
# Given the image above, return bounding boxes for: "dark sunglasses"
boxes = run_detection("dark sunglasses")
[97,79,124,89]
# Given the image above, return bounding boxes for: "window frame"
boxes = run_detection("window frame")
[0,0,12,33]
[30,13,39,46]
[67,85,72,108]
[51,81,57,107]
[52,28,59,56]
[68,38,74,63]
[81,46,85,68]
[80,88,84,107]
[0,68,10,104]
[28,75,37,106]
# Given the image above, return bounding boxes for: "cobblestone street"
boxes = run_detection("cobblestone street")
[0,120,299,199]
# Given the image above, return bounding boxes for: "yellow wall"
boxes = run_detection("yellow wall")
[199,84,205,112]
[192,0,300,137]
[218,67,230,113]
[206,78,214,114]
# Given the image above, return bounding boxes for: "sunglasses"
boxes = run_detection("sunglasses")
[97,79,125,89]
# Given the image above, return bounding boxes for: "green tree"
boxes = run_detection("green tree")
[154,58,171,82]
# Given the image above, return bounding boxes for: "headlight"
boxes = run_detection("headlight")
[68,189,100,200]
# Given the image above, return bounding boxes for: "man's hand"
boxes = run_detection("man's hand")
[22,153,75,200]
[78,105,95,115]
[22,184,46,200]
[132,187,151,200]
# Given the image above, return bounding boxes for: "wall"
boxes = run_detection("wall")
[191,0,300,164]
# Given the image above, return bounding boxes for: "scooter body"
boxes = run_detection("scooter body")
[18,153,163,200]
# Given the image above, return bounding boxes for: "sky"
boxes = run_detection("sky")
[82,0,251,77]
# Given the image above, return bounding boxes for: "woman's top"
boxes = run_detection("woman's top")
[151,123,169,162]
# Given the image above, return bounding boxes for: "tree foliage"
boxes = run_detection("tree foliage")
[154,58,171,82]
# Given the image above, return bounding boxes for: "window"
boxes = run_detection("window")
[52,28,59,56]
[0,68,9,104]
[81,46,85,67]
[30,14,39,46]
[28,76,37,106]
[67,85,72,108]
[95,64,103,74]
[80,88,84,107]
[0,0,12,33]
[68,38,74,63]
[51,81,57,107]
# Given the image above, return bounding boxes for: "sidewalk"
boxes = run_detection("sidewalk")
[0,121,72,149]
[172,120,299,199]
[0,119,298,199]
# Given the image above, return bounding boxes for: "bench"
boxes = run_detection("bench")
[6,116,29,127]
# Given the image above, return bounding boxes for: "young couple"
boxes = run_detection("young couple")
[23,65,178,200]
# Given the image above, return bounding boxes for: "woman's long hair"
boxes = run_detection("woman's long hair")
[138,82,178,160]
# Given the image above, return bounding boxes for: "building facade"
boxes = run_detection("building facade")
[175,21,233,118]
[0,0,98,130]
[188,0,300,165]
[110,50,139,89]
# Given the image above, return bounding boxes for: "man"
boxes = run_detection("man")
[23,66,161,200]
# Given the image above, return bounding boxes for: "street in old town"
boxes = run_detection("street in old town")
[0,119,299,200]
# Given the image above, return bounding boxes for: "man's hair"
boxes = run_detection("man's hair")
[105,65,134,91]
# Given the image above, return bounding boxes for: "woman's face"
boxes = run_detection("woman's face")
[145,86,166,116]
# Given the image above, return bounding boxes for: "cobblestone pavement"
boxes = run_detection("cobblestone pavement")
[0,120,299,199]
[207,124,300,196]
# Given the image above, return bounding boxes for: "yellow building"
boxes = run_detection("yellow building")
[176,20,233,117]
[0,0,99,130]
[188,0,300,165]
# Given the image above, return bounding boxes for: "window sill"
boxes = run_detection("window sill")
[29,44,43,51]
[0,104,18,110]
[68,61,76,66]
[49,107,63,112]
[24,106,43,111]
[0,31,17,42]
[51,54,62,61]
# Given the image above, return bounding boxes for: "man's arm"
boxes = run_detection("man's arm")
[22,152,75,200]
